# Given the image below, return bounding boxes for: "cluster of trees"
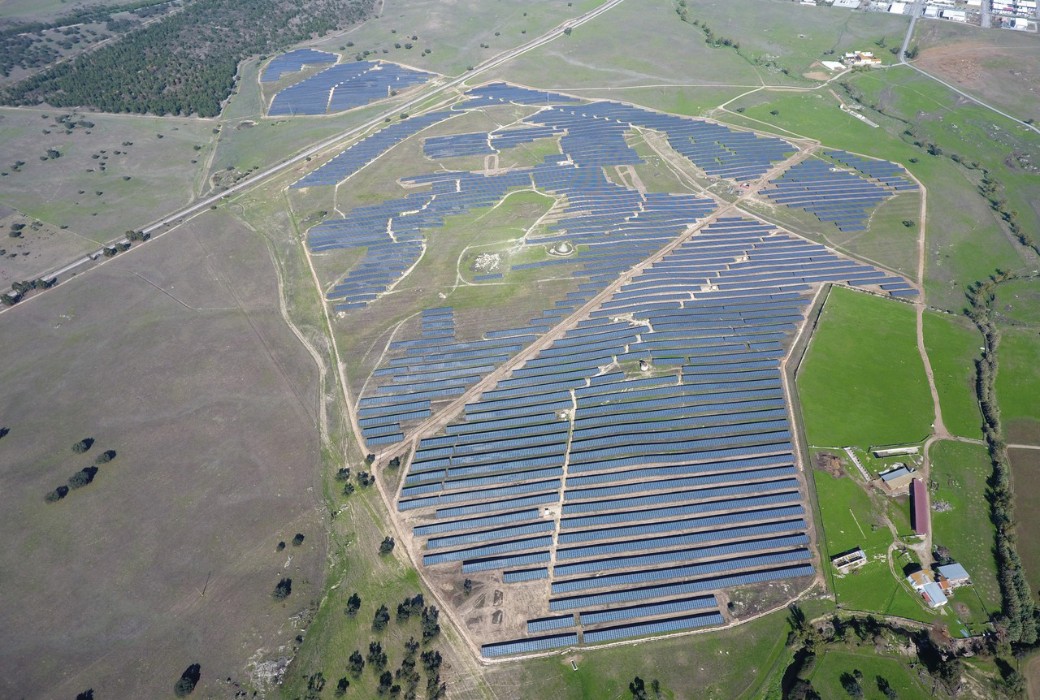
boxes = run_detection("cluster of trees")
[0,0,173,77]
[780,606,1011,698]
[2,0,376,116]
[44,439,116,502]
[966,273,1038,645]
[337,589,445,699]
[2,277,56,306]
[673,2,740,50]
[979,172,1037,256]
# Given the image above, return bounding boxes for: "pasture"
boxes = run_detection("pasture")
[0,107,215,245]
[809,648,931,700]
[922,311,983,439]
[929,440,1002,619]
[0,208,324,698]
[797,286,932,448]
[995,328,1040,444]
[1010,448,1040,595]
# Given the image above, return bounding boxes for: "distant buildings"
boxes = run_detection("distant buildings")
[842,51,883,67]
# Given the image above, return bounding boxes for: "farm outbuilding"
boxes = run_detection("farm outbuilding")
[910,478,929,535]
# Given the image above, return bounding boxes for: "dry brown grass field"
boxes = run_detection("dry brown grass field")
[0,209,325,698]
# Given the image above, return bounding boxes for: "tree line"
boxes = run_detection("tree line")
[965,272,1038,646]
[2,0,376,117]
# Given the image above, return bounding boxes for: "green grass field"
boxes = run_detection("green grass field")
[922,311,983,439]
[798,286,932,448]
[995,277,1040,328]
[995,328,1040,444]
[809,648,931,700]
[929,440,1002,619]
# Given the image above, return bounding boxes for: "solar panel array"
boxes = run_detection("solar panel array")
[268,60,432,116]
[260,49,337,83]
[294,111,456,188]
[758,158,896,232]
[395,215,917,656]
[825,150,918,191]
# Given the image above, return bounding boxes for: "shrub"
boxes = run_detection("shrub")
[71,437,94,453]
[173,663,201,696]
[95,449,116,464]
[276,541,286,551]
[68,466,98,489]
[44,485,69,503]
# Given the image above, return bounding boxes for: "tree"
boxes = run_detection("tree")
[373,604,391,631]
[335,467,351,481]
[272,577,292,600]
[95,449,117,463]
[173,663,201,697]
[335,677,349,696]
[44,485,69,503]
[345,592,362,616]
[349,650,365,677]
[292,533,305,546]
[76,691,94,700]
[876,676,898,699]
[368,641,388,669]
[379,536,395,555]
[276,541,286,551]
[71,437,94,453]
[342,482,355,496]
[629,676,648,700]
[421,606,441,643]
[68,466,98,489]
[840,672,863,698]
[463,579,473,595]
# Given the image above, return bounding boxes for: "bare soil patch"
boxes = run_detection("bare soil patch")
[0,212,324,698]
[915,42,1040,123]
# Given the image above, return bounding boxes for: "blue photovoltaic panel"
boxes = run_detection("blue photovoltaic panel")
[582,612,724,643]
[261,49,337,82]
[481,633,578,657]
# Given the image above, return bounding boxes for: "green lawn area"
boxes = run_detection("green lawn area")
[922,311,983,439]
[809,648,932,700]
[995,328,1040,444]
[798,286,933,447]
[995,277,1040,327]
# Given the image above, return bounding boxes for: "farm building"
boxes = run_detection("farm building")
[879,464,915,493]
[831,547,868,574]
[842,51,882,67]
[872,445,920,458]
[910,478,929,535]
[937,563,971,589]
[907,570,948,607]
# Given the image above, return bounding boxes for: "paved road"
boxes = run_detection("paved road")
[9,0,626,304]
